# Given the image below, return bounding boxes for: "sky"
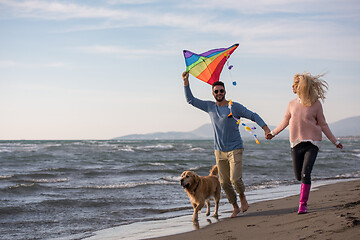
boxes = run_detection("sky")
[0,0,359,140]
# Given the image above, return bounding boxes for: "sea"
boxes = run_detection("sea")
[0,139,359,240]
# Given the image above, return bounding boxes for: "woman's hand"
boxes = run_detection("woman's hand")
[336,142,343,149]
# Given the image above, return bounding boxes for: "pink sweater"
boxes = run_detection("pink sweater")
[273,99,337,146]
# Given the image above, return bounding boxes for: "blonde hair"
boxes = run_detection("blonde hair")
[295,72,328,106]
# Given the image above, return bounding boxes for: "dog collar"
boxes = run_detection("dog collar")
[193,180,200,193]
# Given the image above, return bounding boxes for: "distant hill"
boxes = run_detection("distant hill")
[113,131,201,140]
[326,116,360,137]
[113,116,360,140]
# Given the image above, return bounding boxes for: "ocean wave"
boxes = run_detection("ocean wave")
[8,183,36,189]
[117,145,135,152]
[189,147,205,152]
[149,162,166,166]
[0,175,13,179]
[247,173,360,191]
[3,176,69,184]
[112,144,176,152]
[45,167,78,172]
[69,141,92,146]
[334,172,360,179]
[134,144,174,152]
[29,178,69,183]
[186,165,219,173]
[0,144,40,153]
[161,176,181,182]
[119,168,179,175]
[5,181,57,191]
[0,142,64,153]
[84,180,178,189]
[0,149,11,153]
[247,180,288,191]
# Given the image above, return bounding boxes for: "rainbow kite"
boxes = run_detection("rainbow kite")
[183,43,239,85]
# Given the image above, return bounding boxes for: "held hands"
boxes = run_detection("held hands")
[266,133,274,140]
[262,125,274,140]
[262,125,272,140]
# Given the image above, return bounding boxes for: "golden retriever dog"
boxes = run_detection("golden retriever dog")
[180,165,221,221]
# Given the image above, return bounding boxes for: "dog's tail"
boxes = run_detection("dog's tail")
[209,165,218,176]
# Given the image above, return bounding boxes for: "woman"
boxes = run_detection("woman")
[267,72,343,214]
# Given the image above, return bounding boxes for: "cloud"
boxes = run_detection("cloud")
[77,45,176,58]
[1,0,359,61]
[188,0,360,15]
[2,1,358,31]
[2,0,359,22]
[0,60,68,68]
[106,0,161,4]
[0,0,208,31]
[0,60,17,67]
[0,0,132,20]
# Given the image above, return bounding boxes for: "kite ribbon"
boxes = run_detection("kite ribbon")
[227,100,260,144]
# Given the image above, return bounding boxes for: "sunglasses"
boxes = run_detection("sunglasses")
[214,89,225,94]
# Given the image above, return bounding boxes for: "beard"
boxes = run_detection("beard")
[215,95,225,102]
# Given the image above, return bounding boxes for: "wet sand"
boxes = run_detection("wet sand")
[151,179,360,240]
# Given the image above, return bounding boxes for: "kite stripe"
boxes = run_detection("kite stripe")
[183,44,239,85]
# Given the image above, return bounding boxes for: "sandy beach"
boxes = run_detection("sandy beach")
[150,179,360,240]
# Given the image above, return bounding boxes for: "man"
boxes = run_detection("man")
[182,71,270,217]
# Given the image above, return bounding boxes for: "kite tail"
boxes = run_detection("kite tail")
[239,119,260,144]
[226,60,236,86]
[225,53,236,86]
[228,100,259,144]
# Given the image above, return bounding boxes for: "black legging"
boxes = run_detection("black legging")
[291,142,319,184]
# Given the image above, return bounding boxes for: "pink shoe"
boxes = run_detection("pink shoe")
[298,183,311,214]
